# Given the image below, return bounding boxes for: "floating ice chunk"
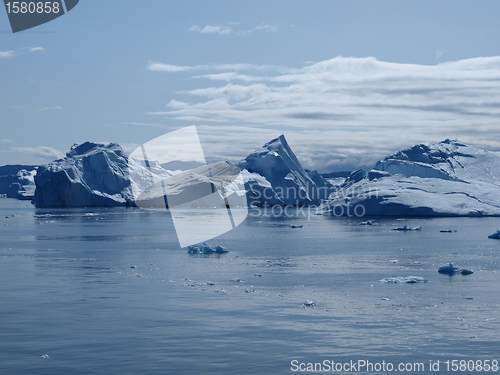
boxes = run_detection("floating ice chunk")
[200,243,215,254]
[214,245,229,253]
[187,243,229,254]
[380,276,429,283]
[440,229,456,233]
[187,245,200,254]
[289,224,303,228]
[438,263,473,275]
[438,263,459,274]
[488,230,500,239]
[393,225,421,231]
[304,300,316,307]
[41,354,50,359]
[359,220,374,225]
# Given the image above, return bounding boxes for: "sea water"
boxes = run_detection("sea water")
[0,198,499,374]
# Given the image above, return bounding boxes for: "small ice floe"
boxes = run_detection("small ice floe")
[187,243,229,254]
[303,300,316,307]
[488,230,500,239]
[389,259,398,263]
[380,276,429,284]
[393,225,421,231]
[359,220,374,226]
[230,278,244,283]
[41,354,50,359]
[289,224,303,228]
[438,263,473,276]
[440,229,456,233]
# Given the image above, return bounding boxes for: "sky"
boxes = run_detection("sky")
[1,0,500,172]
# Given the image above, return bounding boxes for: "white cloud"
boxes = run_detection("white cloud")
[147,61,288,74]
[188,23,277,36]
[146,55,500,171]
[146,62,194,72]
[0,50,15,59]
[189,25,232,35]
[12,146,64,161]
[0,139,12,143]
[237,24,278,35]
[0,47,44,59]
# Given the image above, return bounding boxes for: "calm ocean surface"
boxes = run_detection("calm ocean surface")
[1,198,499,374]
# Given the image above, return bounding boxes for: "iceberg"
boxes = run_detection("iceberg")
[325,139,500,216]
[438,263,473,275]
[359,220,374,225]
[488,230,500,239]
[31,142,155,207]
[239,135,333,206]
[380,276,429,283]
[303,300,316,307]
[187,243,229,254]
[392,225,421,231]
[0,166,36,200]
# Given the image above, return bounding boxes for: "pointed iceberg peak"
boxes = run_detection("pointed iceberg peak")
[262,134,289,150]
[238,135,332,205]
[239,134,306,177]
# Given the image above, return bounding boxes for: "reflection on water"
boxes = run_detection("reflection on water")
[0,199,499,374]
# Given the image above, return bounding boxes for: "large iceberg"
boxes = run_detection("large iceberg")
[31,142,169,207]
[325,139,500,216]
[0,165,37,200]
[238,135,332,206]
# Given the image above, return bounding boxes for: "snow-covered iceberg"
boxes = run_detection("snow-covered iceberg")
[238,135,333,206]
[32,142,144,207]
[325,139,500,216]
[0,166,37,200]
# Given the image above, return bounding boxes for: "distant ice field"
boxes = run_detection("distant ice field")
[0,199,499,374]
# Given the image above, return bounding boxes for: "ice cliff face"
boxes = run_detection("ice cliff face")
[32,142,138,207]
[326,139,500,216]
[238,135,332,206]
[0,167,36,200]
